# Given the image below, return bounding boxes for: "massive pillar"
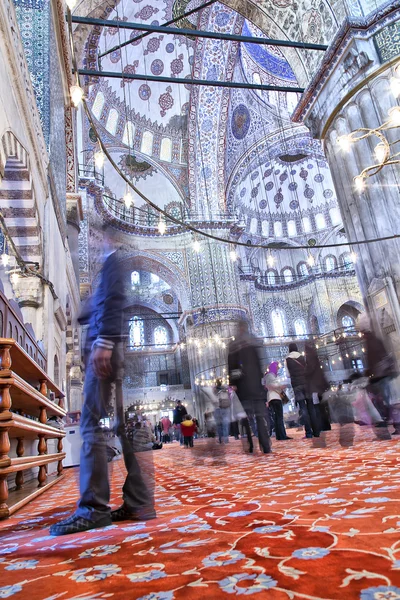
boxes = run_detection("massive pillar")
[293,5,400,360]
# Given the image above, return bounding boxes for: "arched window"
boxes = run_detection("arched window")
[315,213,326,230]
[106,108,119,135]
[283,268,293,283]
[340,253,353,271]
[131,271,140,286]
[141,131,153,155]
[150,274,159,284]
[250,218,258,234]
[302,217,312,233]
[274,221,283,237]
[160,138,172,162]
[129,317,144,348]
[271,308,286,337]
[92,91,105,119]
[325,256,336,272]
[329,207,342,226]
[342,315,354,329]
[298,263,309,278]
[123,121,135,146]
[154,325,168,347]
[287,220,297,236]
[266,270,276,285]
[294,318,307,338]
[261,220,269,236]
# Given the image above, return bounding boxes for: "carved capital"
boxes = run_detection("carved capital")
[14,275,43,309]
[66,193,83,230]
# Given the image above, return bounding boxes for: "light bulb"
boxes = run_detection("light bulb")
[193,240,201,253]
[388,106,400,126]
[158,220,166,235]
[65,0,77,11]
[354,174,366,193]
[230,249,238,262]
[124,191,133,209]
[374,142,387,164]
[94,150,105,169]
[267,254,275,267]
[337,135,352,152]
[10,272,19,285]
[70,85,84,107]
[390,76,400,98]
[1,253,9,267]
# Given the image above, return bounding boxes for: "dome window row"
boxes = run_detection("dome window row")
[249,208,342,238]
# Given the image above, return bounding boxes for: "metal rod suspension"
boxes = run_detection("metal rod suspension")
[77,68,305,93]
[71,15,328,51]
[99,0,218,60]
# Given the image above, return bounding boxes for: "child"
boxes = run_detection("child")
[181,414,197,448]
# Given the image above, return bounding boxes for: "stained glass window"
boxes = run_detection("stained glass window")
[274,221,283,237]
[131,271,140,286]
[302,217,312,233]
[298,263,308,278]
[141,131,153,155]
[330,207,342,226]
[154,326,168,347]
[160,138,172,162]
[271,309,286,337]
[92,92,105,120]
[341,253,353,271]
[129,317,144,348]
[315,213,326,230]
[325,256,336,272]
[342,315,354,329]
[261,220,269,236]
[283,269,293,283]
[287,220,297,236]
[294,318,307,338]
[250,218,258,234]
[123,121,135,146]
[266,271,276,285]
[106,108,119,135]
[151,274,159,283]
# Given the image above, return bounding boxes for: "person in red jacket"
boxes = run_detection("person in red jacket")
[181,415,197,448]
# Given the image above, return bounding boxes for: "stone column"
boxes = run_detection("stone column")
[66,193,83,283]
[293,7,400,360]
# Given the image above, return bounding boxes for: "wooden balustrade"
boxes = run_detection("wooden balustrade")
[0,338,66,519]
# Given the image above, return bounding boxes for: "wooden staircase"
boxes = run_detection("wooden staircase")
[0,339,66,519]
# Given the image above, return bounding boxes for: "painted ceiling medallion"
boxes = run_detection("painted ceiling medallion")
[121,61,140,88]
[138,84,152,100]
[231,104,251,140]
[134,5,159,21]
[171,54,184,77]
[144,35,164,56]
[119,154,156,181]
[274,188,284,205]
[151,59,164,76]
[159,86,174,117]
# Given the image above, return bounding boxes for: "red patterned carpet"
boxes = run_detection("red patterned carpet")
[1,427,400,599]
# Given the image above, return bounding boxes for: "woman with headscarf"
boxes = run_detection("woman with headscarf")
[264,362,291,441]
[305,341,331,431]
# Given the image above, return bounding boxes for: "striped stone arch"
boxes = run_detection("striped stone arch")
[0,130,41,263]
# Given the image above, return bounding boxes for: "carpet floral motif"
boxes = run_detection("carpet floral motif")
[1,430,400,598]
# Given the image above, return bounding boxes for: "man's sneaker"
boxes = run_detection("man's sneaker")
[49,513,111,536]
[111,504,156,522]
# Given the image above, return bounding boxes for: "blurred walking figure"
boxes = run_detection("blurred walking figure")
[228,320,271,454]
[357,313,396,429]
[181,414,197,448]
[305,341,331,431]
[50,223,155,536]
[213,378,231,443]
[173,400,187,445]
[285,343,320,439]
[160,415,172,443]
[264,362,291,441]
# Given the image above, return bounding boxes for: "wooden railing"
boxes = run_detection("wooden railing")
[0,339,66,519]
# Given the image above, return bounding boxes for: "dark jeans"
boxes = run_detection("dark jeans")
[269,399,287,440]
[76,352,153,522]
[240,397,271,453]
[214,407,230,442]
[184,435,193,447]
[296,397,320,437]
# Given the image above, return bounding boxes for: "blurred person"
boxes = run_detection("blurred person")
[305,341,331,431]
[264,362,291,441]
[228,320,271,454]
[358,313,396,429]
[50,223,155,536]
[181,414,197,448]
[173,399,187,445]
[160,414,172,443]
[285,342,320,439]
[213,378,231,443]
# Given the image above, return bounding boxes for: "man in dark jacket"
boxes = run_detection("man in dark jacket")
[50,223,155,536]
[285,342,320,438]
[228,320,271,454]
[173,400,187,445]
